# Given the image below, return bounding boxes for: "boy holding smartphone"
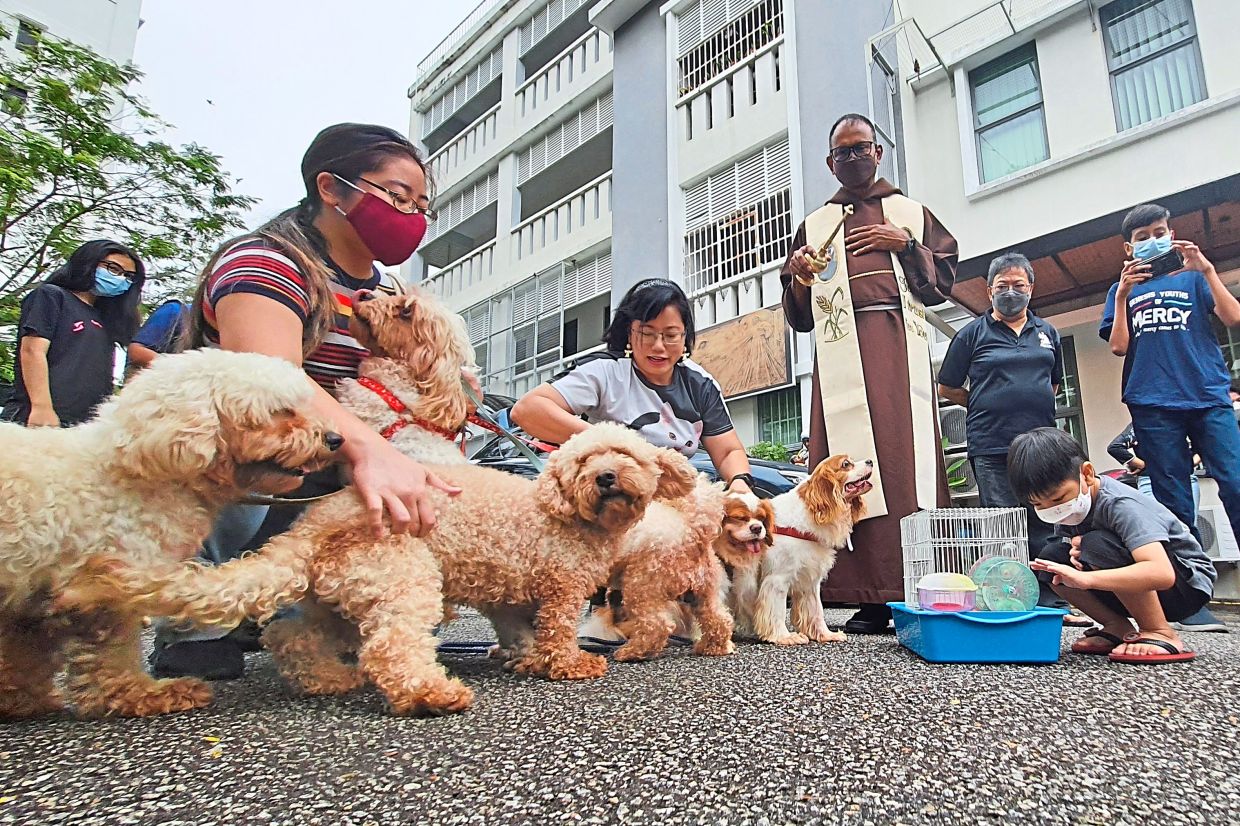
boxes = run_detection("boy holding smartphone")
[1100,203,1240,554]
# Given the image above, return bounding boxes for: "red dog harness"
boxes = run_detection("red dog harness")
[356,376,462,445]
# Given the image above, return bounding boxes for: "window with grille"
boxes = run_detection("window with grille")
[1055,336,1088,454]
[970,43,1049,183]
[758,386,801,448]
[2,85,28,117]
[676,0,783,97]
[682,139,792,294]
[1100,0,1206,131]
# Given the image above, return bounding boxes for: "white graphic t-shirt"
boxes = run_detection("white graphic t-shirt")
[551,352,734,456]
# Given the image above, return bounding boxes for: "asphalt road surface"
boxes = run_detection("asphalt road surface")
[2,608,1237,825]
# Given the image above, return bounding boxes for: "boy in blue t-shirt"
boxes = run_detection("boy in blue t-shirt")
[125,298,187,378]
[1100,203,1240,549]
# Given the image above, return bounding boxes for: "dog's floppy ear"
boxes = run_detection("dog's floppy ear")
[800,466,845,528]
[759,499,776,546]
[653,448,697,501]
[535,458,581,522]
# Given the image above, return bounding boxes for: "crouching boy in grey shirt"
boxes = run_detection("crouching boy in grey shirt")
[1008,427,1215,663]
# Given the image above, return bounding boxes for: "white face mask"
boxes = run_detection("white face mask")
[1034,473,1093,526]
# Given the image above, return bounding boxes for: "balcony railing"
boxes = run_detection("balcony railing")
[512,172,612,263]
[413,0,507,92]
[677,36,784,142]
[427,103,501,186]
[422,241,496,302]
[515,28,612,123]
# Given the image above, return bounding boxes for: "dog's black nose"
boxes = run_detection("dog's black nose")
[750,523,764,535]
[596,471,617,490]
[324,432,344,451]
[355,290,374,303]
[864,459,874,467]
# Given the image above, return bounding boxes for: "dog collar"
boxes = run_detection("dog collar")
[355,376,460,443]
[774,525,818,543]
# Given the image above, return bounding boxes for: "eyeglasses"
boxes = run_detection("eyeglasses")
[333,174,437,220]
[100,260,137,279]
[634,328,686,347]
[991,283,1031,294]
[829,141,876,163]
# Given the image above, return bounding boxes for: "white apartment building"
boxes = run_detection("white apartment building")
[408,0,617,404]
[0,0,142,62]
[884,0,1240,579]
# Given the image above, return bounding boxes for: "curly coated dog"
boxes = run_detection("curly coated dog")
[0,349,340,718]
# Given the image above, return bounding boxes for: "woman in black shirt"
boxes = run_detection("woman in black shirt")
[4,240,145,426]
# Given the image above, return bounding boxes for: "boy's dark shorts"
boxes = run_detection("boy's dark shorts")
[1035,529,1208,623]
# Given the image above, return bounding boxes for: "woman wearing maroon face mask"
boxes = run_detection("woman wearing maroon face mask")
[151,123,463,680]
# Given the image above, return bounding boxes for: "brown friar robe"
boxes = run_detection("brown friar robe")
[781,178,958,604]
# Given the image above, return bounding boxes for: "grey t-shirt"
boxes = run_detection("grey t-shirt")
[1057,476,1217,597]
[551,352,734,456]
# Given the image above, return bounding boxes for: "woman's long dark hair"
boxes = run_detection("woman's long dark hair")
[46,239,146,345]
[186,123,433,355]
[602,278,696,354]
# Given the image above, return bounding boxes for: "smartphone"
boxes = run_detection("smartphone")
[1143,247,1185,277]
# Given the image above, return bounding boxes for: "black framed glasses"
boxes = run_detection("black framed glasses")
[334,173,437,220]
[100,260,137,280]
[829,141,876,163]
[991,282,1031,294]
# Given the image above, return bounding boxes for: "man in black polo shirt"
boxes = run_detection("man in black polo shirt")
[938,252,1064,575]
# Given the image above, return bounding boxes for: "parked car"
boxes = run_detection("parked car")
[468,406,806,498]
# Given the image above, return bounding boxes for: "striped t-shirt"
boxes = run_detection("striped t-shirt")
[203,238,402,393]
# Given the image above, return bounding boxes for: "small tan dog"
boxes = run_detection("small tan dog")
[0,349,340,718]
[588,488,775,662]
[731,455,871,646]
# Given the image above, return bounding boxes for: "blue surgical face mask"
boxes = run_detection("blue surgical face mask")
[1132,234,1172,261]
[92,267,131,297]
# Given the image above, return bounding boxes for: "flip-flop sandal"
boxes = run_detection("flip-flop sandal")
[1108,636,1196,664]
[1070,628,1124,655]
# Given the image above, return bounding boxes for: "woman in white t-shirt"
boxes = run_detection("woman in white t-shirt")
[512,278,754,641]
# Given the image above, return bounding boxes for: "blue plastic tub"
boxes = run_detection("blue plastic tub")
[888,602,1068,664]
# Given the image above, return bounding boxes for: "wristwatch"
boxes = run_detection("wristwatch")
[726,473,755,491]
[901,228,916,256]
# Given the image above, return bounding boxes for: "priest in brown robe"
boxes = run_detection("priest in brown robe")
[781,113,958,634]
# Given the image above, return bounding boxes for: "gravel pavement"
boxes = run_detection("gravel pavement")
[2,607,1237,826]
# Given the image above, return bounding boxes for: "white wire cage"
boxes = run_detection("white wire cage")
[900,508,1029,606]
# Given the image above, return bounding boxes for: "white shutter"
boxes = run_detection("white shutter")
[425,169,500,243]
[420,46,503,136]
[518,0,592,57]
[516,91,613,184]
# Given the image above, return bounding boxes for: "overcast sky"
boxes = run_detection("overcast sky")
[132,1,465,226]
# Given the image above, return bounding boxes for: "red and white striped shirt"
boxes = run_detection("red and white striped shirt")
[203,238,402,393]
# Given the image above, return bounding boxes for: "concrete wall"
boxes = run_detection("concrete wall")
[900,1,1240,261]
[609,2,670,298]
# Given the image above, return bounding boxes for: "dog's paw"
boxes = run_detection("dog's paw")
[299,667,366,696]
[547,651,608,680]
[77,677,213,718]
[769,632,810,646]
[385,678,474,717]
[806,627,847,643]
[613,642,659,663]
[693,638,735,657]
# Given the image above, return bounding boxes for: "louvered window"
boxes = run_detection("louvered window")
[519,0,592,55]
[517,92,613,184]
[675,0,782,96]
[422,47,504,137]
[682,139,793,294]
[423,169,500,244]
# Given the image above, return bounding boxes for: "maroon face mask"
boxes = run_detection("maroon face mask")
[333,177,428,265]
